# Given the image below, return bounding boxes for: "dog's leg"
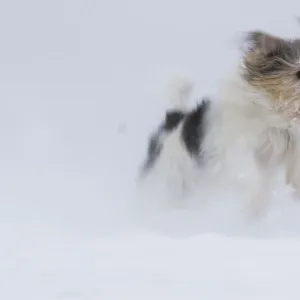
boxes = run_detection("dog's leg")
[231,149,272,219]
[247,165,272,218]
[286,139,300,197]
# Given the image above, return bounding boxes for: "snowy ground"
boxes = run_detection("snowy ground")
[2,0,300,299]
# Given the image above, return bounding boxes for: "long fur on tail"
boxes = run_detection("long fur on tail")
[164,75,194,111]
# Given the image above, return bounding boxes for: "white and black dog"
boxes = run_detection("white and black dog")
[140,30,300,216]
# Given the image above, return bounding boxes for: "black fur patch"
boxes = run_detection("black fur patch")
[141,99,211,176]
[163,111,185,131]
[141,110,185,174]
[142,131,162,173]
[181,99,210,157]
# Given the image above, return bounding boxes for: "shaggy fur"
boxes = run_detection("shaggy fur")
[140,30,300,216]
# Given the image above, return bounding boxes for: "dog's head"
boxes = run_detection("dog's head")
[242,31,300,120]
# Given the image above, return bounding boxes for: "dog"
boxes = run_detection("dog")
[139,30,300,216]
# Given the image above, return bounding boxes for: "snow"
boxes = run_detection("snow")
[2,0,300,299]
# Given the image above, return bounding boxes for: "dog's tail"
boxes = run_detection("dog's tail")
[164,75,194,111]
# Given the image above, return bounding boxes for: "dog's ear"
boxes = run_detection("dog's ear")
[245,30,288,58]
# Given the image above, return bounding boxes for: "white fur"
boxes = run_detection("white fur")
[138,77,199,209]
[139,123,201,210]
[203,68,290,171]
[201,67,296,216]
[140,67,300,217]
[164,75,194,111]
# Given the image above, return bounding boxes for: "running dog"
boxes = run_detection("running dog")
[140,30,300,215]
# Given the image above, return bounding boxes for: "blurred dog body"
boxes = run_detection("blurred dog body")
[140,31,300,216]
